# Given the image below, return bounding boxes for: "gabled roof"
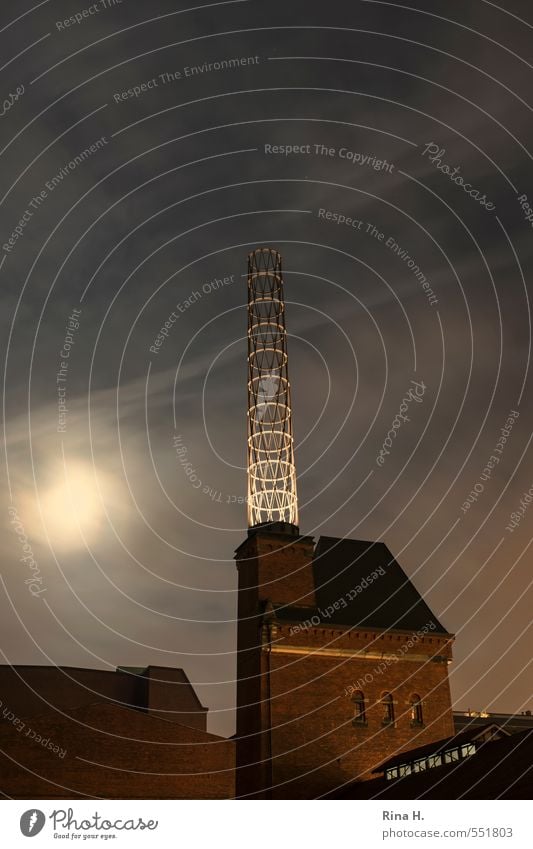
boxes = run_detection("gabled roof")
[374,723,510,772]
[312,537,446,633]
[272,536,447,634]
[330,729,533,799]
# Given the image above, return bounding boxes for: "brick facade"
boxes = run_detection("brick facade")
[267,626,454,797]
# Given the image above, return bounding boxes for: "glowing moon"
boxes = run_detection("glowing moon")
[21,461,120,552]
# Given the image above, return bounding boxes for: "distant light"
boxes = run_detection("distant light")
[20,460,120,552]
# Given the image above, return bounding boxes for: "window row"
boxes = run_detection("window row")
[352,691,423,727]
[385,743,476,780]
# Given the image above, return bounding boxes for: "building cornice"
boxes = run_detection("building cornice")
[266,644,450,663]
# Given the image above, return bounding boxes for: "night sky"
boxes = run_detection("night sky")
[1,0,532,738]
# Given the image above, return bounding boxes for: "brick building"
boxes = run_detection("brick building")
[235,524,454,798]
[0,528,454,799]
[0,665,234,798]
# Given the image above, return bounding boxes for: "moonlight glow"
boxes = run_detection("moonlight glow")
[22,462,119,552]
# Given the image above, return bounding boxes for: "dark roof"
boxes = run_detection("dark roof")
[0,664,207,720]
[374,723,510,772]
[313,537,446,632]
[273,536,447,634]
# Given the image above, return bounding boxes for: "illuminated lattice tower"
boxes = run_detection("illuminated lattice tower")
[246,248,298,528]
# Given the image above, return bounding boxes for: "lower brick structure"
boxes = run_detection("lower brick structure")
[0,667,234,799]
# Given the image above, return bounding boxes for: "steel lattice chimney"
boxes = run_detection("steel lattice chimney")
[246,248,298,529]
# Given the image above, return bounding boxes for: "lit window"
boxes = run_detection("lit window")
[427,754,442,768]
[461,744,475,758]
[444,748,459,763]
[410,694,424,725]
[398,764,411,777]
[382,692,395,725]
[352,690,367,724]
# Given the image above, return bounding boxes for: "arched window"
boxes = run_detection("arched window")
[410,694,423,726]
[352,691,367,725]
[382,692,395,725]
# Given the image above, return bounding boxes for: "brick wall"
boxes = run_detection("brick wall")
[267,626,454,798]
[0,665,208,733]
[144,666,208,731]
